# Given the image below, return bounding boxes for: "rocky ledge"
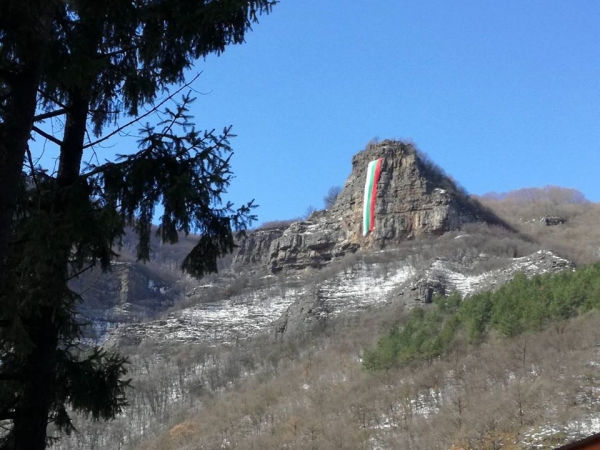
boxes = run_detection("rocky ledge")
[105,250,571,347]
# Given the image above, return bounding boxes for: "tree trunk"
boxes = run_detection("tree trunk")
[11,308,59,450]
[58,93,89,187]
[10,92,90,450]
[0,67,42,285]
[0,1,57,285]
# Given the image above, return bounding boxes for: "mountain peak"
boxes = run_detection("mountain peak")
[233,140,506,272]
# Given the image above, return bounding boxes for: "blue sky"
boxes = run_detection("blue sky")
[34,1,600,225]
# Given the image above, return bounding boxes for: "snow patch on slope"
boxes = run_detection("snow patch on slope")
[105,250,571,347]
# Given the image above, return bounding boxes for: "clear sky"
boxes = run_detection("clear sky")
[34,1,600,226]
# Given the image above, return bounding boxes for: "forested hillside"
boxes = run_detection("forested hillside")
[48,182,600,450]
[363,263,600,371]
[51,248,600,449]
[119,262,600,450]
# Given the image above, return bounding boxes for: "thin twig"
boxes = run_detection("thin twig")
[94,44,140,60]
[66,263,96,282]
[33,137,48,166]
[76,270,105,297]
[84,129,100,167]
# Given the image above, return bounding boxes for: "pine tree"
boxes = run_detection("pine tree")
[0,0,62,285]
[0,1,274,448]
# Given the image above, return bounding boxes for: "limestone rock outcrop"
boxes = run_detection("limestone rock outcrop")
[232,141,505,272]
[232,227,285,268]
[526,216,567,226]
[272,288,331,340]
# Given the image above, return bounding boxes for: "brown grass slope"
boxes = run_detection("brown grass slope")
[478,186,600,265]
[132,305,600,450]
[124,187,600,450]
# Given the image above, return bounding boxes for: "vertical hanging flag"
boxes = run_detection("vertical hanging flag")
[363,158,383,236]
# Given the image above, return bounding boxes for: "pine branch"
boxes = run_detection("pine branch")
[33,108,67,122]
[81,147,151,180]
[0,67,14,83]
[94,44,140,60]
[0,396,19,421]
[37,89,68,110]
[32,126,64,146]
[25,147,41,198]
[0,412,15,421]
[82,72,202,150]
[81,120,232,182]
[65,263,95,282]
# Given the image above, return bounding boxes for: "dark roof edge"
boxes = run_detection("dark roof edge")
[555,432,600,450]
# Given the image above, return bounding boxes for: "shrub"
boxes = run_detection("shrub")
[257,219,300,230]
[323,186,342,209]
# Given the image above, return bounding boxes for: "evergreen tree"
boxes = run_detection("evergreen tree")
[0,0,274,282]
[0,0,62,285]
[0,1,274,448]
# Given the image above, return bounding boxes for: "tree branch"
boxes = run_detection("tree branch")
[94,44,140,60]
[0,397,19,421]
[33,108,67,122]
[83,72,202,149]
[0,91,12,103]
[32,126,64,147]
[81,147,150,180]
[25,146,41,194]
[37,89,68,110]
[66,263,95,282]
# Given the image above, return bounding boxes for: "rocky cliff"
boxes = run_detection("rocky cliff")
[106,249,572,347]
[232,141,505,272]
[96,141,576,346]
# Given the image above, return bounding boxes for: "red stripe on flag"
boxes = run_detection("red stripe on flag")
[369,158,383,232]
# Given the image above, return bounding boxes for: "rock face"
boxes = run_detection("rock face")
[272,250,573,341]
[272,288,331,340]
[73,262,180,339]
[526,216,567,226]
[398,249,573,305]
[232,141,504,273]
[105,250,573,346]
[232,228,286,268]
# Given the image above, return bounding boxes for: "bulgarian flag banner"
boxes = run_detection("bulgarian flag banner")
[363,158,383,236]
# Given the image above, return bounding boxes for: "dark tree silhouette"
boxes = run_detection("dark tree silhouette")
[0,1,274,448]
